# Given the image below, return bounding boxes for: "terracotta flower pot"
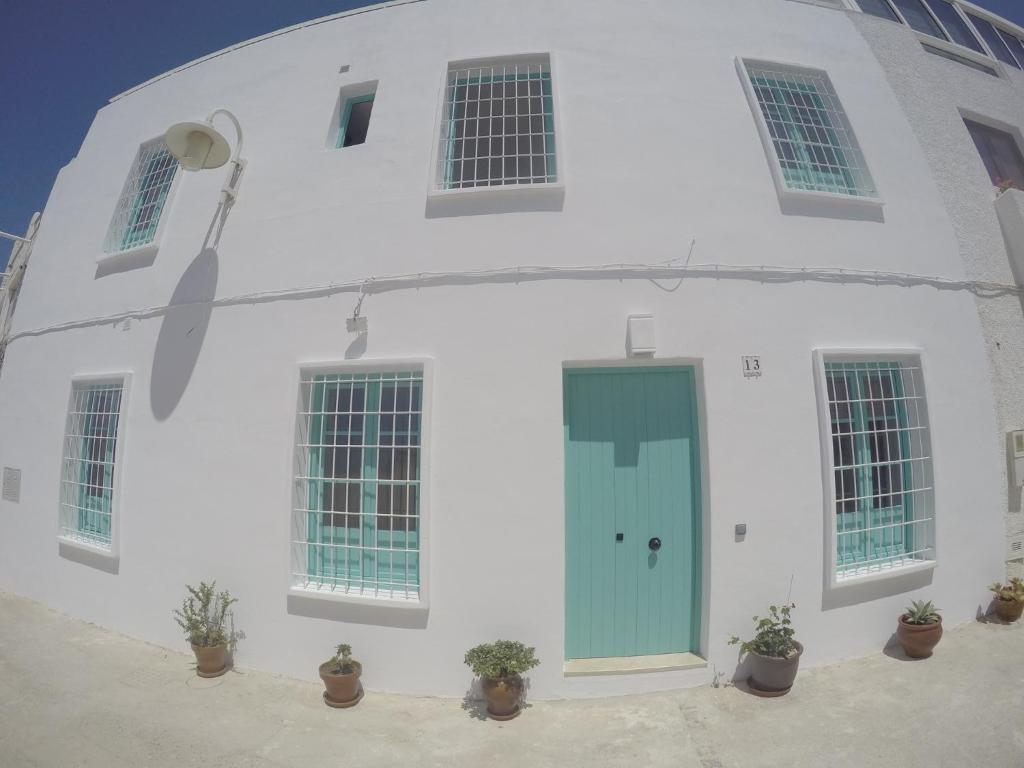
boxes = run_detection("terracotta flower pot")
[191,643,228,678]
[992,597,1024,623]
[896,615,943,658]
[747,641,803,697]
[481,674,525,720]
[319,661,362,708]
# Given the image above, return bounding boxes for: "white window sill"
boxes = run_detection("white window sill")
[833,558,936,588]
[96,242,159,268]
[58,534,117,562]
[779,185,885,209]
[288,584,427,611]
[427,180,565,202]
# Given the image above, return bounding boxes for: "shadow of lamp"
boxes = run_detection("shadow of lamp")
[163,108,246,204]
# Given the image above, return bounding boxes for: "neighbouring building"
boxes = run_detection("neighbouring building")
[1,0,1023,698]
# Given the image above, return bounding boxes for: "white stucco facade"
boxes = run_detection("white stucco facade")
[0,0,1021,698]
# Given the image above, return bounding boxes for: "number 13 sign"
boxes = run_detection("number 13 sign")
[742,356,762,378]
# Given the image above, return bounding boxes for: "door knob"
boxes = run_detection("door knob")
[648,537,661,552]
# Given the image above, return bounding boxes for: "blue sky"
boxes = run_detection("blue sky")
[3,0,1024,265]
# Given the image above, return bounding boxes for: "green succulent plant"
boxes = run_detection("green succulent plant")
[464,640,539,679]
[729,603,797,659]
[990,577,1024,604]
[903,599,941,625]
[325,643,357,675]
[172,581,237,647]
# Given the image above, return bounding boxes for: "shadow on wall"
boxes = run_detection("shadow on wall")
[150,248,219,421]
[285,592,429,630]
[821,567,934,611]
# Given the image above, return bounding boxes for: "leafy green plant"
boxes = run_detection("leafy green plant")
[903,599,941,625]
[325,643,357,675]
[729,603,797,658]
[172,581,237,647]
[990,577,1024,604]
[464,640,539,679]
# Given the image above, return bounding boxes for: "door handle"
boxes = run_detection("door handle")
[616,533,624,542]
[648,537,662,552]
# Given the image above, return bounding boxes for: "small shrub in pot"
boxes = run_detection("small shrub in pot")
[319,643,362,708]
[172,581,237,678]
[464,640,539,720]
[896,600,942,658]
[729,603,802,697]
[989,578,1024,623]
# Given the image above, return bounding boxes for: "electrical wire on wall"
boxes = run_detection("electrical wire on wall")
[7,257,1022,343]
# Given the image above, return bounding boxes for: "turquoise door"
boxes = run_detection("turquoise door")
[563,367,701,659]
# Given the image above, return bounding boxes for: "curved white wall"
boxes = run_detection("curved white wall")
[0,0,1015,697]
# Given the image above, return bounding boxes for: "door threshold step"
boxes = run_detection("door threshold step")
[563,652,707,677]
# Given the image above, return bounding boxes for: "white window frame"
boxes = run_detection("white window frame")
[427,52,566,201]
[58,372,132,562]
[288,357,433,610]
[99,137,181,267]
[813,349,937,590]
[736,58,884,208]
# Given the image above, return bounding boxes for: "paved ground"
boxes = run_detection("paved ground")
[1,592,1022,768]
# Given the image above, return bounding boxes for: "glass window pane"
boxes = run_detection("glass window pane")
[891,0,947,39]
[342,98,374,147]
[966,13,1022,68]
[856,0,900,22]
[923,0,984,52]
[997,28,1024,68]
[964,119,1024,189]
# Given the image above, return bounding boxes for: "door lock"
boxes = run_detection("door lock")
[648,537,662,552]
[616,533,624,542]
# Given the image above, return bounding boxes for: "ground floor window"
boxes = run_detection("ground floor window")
[59,380,124,549]
[822,357,934,580]
[293,369,423,599]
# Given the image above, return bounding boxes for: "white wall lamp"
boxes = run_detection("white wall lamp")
[164,108,246,203]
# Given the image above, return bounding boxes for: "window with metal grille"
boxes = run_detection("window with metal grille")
[744,63,878,199]
[293,369,423,600]
[104,140,178,254]
[438,57,556,190]
[823,359,934,580]
[59,381,124,549]
[964,119,1024,190]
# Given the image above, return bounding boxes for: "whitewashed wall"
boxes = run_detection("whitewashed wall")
[0,0,1010,698]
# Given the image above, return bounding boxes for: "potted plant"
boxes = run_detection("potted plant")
[464,640,539,720]
[896,600,942,658]
[172,581,237,678]
[729,603,802,697]
[989,577,1024,623]
[319,643,362,708]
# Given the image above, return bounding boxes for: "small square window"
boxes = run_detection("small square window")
[339,94,375,148]
[104,140,178,254]
[964,118,1024,189]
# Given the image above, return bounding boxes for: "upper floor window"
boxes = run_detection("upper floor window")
[437,56,557,191]
[742,61,878,200]
[104,140,178,254]
[820,356,934,582]
[338,93,375,148]
[60,379,125,552]
[964,119,1024,189]
[965,11,1024,69]
[292,368,425,601]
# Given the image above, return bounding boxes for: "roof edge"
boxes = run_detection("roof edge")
[108,0,426,103]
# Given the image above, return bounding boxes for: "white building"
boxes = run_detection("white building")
[1,0,1023,699]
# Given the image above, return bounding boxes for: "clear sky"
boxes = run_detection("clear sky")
[3,0,1024,265]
